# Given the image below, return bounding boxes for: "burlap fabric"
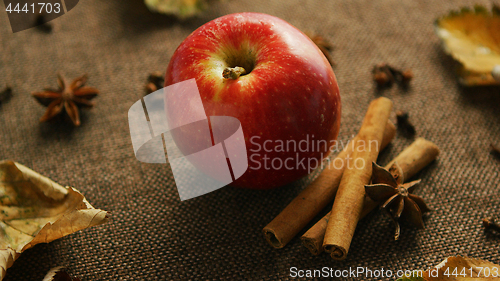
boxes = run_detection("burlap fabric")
[1,0,499,280]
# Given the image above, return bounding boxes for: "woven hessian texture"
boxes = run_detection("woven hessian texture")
[1,0,500,280]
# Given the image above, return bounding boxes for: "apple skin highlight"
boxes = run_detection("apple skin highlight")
[165,13,341,189]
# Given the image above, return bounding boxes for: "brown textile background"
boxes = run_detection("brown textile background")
[1,0,500,280]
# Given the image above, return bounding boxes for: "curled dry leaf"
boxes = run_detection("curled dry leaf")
[427,256,500,280]
[435,5,500,86]
[144,0,207,19]
[493,65,500,82]
[43,266,80,281]
[0,160,108,280]
[398,256,500,280]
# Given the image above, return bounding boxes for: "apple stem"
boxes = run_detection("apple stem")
[223,66,246,80]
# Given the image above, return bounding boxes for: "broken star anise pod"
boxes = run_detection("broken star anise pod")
[32,74,99,126]
[365,162,430,240]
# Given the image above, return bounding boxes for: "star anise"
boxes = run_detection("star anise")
[365,162,430,240]
[32,74,99,126]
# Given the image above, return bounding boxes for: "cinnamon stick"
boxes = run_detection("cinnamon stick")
[262,121,396,248]
[302,137,439,255]
[322,97,393,260]
[385,137,440,181]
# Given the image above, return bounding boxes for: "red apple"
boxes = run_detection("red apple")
[165,12,341,189]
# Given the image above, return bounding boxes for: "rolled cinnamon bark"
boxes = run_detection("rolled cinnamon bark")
[302,137,440,256]
[385,137,440,181]
[322,97,393,260]
[262,121,396,248]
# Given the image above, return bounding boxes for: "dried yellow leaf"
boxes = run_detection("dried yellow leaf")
[423,256,500,280]
[399,256,500,280]
[0,160,108,280]
[43,266,80,281]
[435,6,500,86]
[144,0,207,19]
